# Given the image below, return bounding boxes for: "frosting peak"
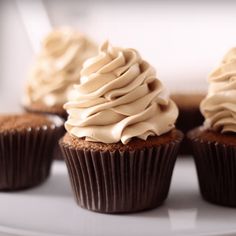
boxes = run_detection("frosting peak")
[65,41,178,144]
[24,28,97,107]
[200,47,236,132]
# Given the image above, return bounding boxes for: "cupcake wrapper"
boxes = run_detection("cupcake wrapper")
[0,126,62,190]
[60,139,181,213]
[23,107,67,161]
[189,136,236,207]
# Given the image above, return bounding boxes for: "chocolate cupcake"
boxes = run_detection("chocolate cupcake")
[60,41,183,213]
[188,47,236,207]
[0,113,63,190]
[171,93,205,155]
[23,28,98,159]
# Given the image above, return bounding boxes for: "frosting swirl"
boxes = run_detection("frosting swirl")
[24,28,97,107]
[65,41,178,144]
[200,47,236,132]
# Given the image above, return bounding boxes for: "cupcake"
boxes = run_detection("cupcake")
[60,41,183,213]
[23,28,97,160]
[0,113,63,190]
[23,28,98,119]
[188,47,236,206]
[171,93,205,155]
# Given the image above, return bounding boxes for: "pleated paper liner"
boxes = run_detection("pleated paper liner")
[60,131,183,213]
[0,115,64,190]
[188,128,236,207]
[23,105,67,161]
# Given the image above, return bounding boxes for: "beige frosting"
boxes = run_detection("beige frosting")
[64,41,178,144]
[24,28,97,107]
[200,47,236,132]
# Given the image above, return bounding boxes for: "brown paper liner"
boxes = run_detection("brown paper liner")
[60,137,182,213]
[0,119,63,190]
[188,131,236,207]
[23,106,67,161]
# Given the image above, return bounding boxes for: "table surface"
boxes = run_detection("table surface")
[0,157,235,236]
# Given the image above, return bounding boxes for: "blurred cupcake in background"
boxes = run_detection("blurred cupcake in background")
[23,27,98,119]
[60,41,183,213]
[188,47,236,207]
[171,93,205,155]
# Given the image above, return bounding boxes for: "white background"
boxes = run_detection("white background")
[1,0,236,112]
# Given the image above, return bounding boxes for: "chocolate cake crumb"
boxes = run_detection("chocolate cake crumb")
[0,113,53,132]
[188,127,236,146]
[61,129,183,152]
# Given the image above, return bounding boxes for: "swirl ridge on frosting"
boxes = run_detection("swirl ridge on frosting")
[65,41,178,144]
[200,47,236,132]
[24,28,97,107]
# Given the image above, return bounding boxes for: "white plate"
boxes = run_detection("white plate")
[0,157,235,236]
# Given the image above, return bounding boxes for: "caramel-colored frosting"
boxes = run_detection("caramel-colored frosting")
[24,28,97,107]
[200,47,236,132]
[65,41,178,144]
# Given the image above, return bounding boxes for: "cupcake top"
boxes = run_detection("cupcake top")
[64,41,178,144]
[23,28,97,108]
[200,47,236,133]
[0,113,62,133]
